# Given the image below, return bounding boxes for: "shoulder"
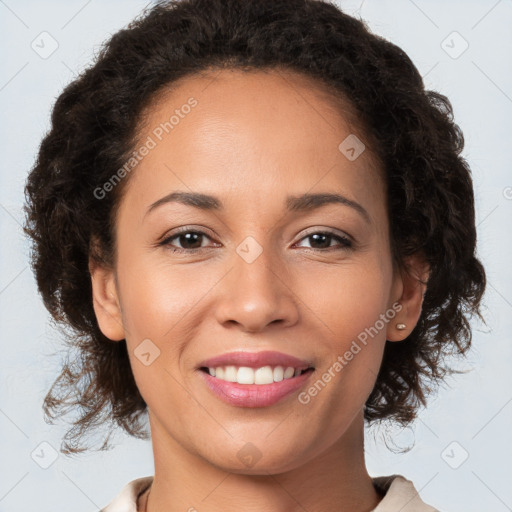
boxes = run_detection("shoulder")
[98,474,439,511]
[371,474,441,511]
[99,476,154,512]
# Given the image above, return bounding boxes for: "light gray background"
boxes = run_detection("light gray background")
[0,1,510,511]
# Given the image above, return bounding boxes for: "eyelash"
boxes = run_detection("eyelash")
[158,227,353,254]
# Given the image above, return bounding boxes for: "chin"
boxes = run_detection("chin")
[204,441,310,476]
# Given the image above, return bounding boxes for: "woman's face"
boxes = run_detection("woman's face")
[91,68,415,474]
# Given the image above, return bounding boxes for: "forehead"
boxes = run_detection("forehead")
[119,67,385,221]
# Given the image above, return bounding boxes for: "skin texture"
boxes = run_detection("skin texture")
[89,68,428,512]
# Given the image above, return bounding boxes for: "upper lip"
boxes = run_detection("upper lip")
[198,350,314,370]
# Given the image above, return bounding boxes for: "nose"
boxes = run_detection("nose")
[214,244,300,333]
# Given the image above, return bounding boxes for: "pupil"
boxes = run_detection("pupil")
[310,233,330,249]
[181,233,202,249]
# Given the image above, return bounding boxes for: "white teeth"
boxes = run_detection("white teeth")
[237,367,254,384]
[273,366,284,382]
[254,366,274,385]
[224,365,238,382]
[207,365,307,384]
[284,366,295,379]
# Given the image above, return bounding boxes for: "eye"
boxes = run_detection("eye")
[294,230,353,251]
[159,228,215,253]
[158,228,353,254]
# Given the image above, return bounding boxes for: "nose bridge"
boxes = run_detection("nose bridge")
[215,235,299,331]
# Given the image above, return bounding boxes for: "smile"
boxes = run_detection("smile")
[201,365,312,385]
[199,367,315,408]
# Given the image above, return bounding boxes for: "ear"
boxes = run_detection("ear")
[88,255,125,342]
[386,253,429,342]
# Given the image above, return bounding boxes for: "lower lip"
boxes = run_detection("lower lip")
[199,369,314,407]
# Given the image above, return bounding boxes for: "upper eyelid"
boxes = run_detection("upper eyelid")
[298,227,352,241]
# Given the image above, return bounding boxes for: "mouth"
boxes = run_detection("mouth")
[198,364,316,408]
[197,350,316,407]
[199,365,314,385]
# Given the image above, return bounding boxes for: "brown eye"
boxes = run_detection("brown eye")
[295,231,352,251]
[160,229,213,253]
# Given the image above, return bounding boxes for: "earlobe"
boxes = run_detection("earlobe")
[386,253,429,342]
[88,257,125,342]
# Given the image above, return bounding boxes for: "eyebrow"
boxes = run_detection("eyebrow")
[145,191,371,224]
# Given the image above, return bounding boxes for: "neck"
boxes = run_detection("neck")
[145,411,382,512]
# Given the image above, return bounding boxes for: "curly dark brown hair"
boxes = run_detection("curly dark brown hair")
[23,0,486,455]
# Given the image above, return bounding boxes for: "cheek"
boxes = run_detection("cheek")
[297,259,392,404]
[114,252,226,395]
[300,259,392,341]
[115,255,208,408]
[116,250,213,340]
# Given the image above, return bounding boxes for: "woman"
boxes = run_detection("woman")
[23,0,486,510]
